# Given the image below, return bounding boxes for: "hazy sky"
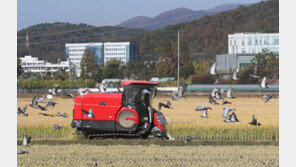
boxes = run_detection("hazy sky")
[18,0,260,30]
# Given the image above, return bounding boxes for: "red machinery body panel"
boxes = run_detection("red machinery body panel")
[74,93,123,121]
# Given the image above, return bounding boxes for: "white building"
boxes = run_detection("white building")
[20,55,69,74]
[228,33,279,54]
[65,42,139,76]
[104,42,139,64]
[65,43,103,76]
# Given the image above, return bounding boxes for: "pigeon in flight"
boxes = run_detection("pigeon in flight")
[37,105,47,111]
[171,92,179,101]
[260,77,268,88]
[250,66,260,78]
[215,91,224,100]
[225,87,235,98]
[224,115,232,123]
[262,94,275,103]
[222,108,236,118]
[66,92,75,98]
[39,113,54,117]
[208,95,219,105]
[17,149,29,154]
[36,96,46,103]
[195,104,212,111]
[29,96,38,108]
[44,101,57,109]
[55,112,68,118]
[201,110,208,118]
[82,108,96,118]
[222,101,231,105]
[184,136,197,144]
[210,63,216,75]
[211,88,218,97]
[99,101,109,106]
[232,68,239,80]
[51,86,59,95]
[249,115,261,126]
[22,135,32,147]
[98,83,108,92]
[158,101,174,110]
[220,89,227,96]
[178,82,188,98]
[18,105,28,117]
[52,124,64,132]
[230,112,239,122]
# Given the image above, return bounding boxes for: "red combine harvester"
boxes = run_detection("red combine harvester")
[71,80,174,140]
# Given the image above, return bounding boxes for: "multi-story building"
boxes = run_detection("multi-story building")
[65,42,139,76]
[228,33,279,54]
[216,33,279,72]
[104,42,139,63]
[65,43,104,76]
[20,55,69,74]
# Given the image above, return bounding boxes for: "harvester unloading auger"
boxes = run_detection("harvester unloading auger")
[71,80,174,140]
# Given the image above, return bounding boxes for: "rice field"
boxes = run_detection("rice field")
[17,97,279,141]
[17,144,279,167]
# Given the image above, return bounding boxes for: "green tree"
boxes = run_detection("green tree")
[156,40,177,78]
[180,39,194,79]
[80,47,99,78]
[103,59,124,79]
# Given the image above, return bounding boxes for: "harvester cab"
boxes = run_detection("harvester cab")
[71,80,173,140]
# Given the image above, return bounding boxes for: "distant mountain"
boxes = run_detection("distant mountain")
[117,3,250,30]
[17,23,146,62]
[132,0,279,60]
[207,3,250,14]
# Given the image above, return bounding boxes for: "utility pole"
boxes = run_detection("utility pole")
[177,30,180,86]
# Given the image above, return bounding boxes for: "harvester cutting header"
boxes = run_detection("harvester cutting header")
[71,80,174,140]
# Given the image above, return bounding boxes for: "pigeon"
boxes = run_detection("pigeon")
[220,89,227,96]
[222,101,232,105]
[37,105,47,111]
[260,77,268,88]
[232,68,239,80]
[158,101,174,110]
[215,91,224,100]
[66,92,75,98]
[17,149,29,154]
[195,105,212,111]
[44,101,57,109]
[177,82,188,98]
[224,115,232,123]
[171,92,179,101]
[230,112,239,122]
[98,83,108,92]
[225,87,235,98]
[18,105,28,117]
[211,88,218,97]
[36,96,46,103]
[99,101,109,106]
[262,94,275,103]
[184,136,197,144]
[52,124,64,132]
[82,88,92,95]
[56,112,68,118]
[249,115,261,126]
[39,113,54,117]
[22,135,32,147]
[250,74,261,79]
[208,95,219,105]
[222,108,236,118]
[210,63,216,75]
[201,110,208,118]
[82,108,96,118]
[29,96,38,108]
[51,86,59,95]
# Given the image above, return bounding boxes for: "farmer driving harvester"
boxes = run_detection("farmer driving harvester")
[71,80,174,140]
